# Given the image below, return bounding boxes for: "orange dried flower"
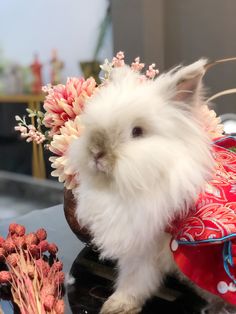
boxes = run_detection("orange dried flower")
[52,261,63,272]
[25,233,38,246]
[3,238,15,253]
[6,253,18,267]
[0,247,6,261]
[55,299,65,314]
[28,244,40,258]
[0,271,11,283]
[41,282,56,297]
[0,236,5,247]
[38,240,48,252]
[13,236,25,249]
[36,259,50,277]
[54,271,65,285]
[43,294,55,311]
[9,223,18,234]
[48,243,58,255]
[14,224,26,236]
[27,265,35,279]
[1,224,64,314]
[36,228,47,241]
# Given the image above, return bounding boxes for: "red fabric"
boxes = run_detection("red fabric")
[170,137,236,305]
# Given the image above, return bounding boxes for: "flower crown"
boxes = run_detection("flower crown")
[15,52,223,189]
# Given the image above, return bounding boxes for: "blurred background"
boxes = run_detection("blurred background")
[0,0,236,217]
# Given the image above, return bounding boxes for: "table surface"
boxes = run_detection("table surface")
[0,205,206,314]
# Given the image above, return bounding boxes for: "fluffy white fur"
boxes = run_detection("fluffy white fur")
[68,60,228,313]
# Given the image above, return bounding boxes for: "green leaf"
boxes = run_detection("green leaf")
[37,111,44,118]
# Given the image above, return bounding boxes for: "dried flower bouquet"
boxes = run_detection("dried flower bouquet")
[0,224,64,314]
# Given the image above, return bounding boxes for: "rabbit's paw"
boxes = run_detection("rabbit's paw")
[100,294,141,314]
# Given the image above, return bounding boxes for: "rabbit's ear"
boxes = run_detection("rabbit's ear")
[169,59,208,106]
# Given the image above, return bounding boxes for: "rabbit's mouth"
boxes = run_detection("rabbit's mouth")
[88,154,114,177]
[88,145,116,176]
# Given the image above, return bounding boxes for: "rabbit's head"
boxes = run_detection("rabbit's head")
[69,60,213,209]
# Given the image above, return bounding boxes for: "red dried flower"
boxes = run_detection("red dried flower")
[6,253,18,267]
[55,299,65,314]
[36,228,47,241]
[52,261,63,272]
[0,247,6,261]
[43,294,55,311]
[48,243,58,255]
[9,223,18,234]
[15,224,26,236]
[0,271,11,283]
[38,240,49,252]
[3,238,15,253]
[25,233,38,246]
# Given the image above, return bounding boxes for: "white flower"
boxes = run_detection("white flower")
[49,116,83,189]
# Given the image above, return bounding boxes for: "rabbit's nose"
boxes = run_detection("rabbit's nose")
[94,151,105,161]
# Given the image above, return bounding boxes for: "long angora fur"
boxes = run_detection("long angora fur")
[68,60,221,313]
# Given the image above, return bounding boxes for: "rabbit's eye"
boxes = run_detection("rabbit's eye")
[132,126,143,138]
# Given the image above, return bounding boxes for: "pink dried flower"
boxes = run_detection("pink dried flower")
[26,129,46,144]
[38,240,49,253]
[0,271,11,283]
[55,299,65,314]
[131,57,145,72]
[3,238,15,253]
[43,77,96,136]
[36,228,47,241]
[48,243,58,255]
[15,125,46,144]
[14,224,26,236]
[146,63,159,79]
[116,51,124,60]
[6,253,18,267]
[43,294,55,311]
[14,125,27,133]
[25,233,38,246]
[112,51,125,67]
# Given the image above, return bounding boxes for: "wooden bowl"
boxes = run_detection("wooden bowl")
[63,188,91,243]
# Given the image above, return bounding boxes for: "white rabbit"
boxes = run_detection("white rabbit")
[68,60,228,313]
